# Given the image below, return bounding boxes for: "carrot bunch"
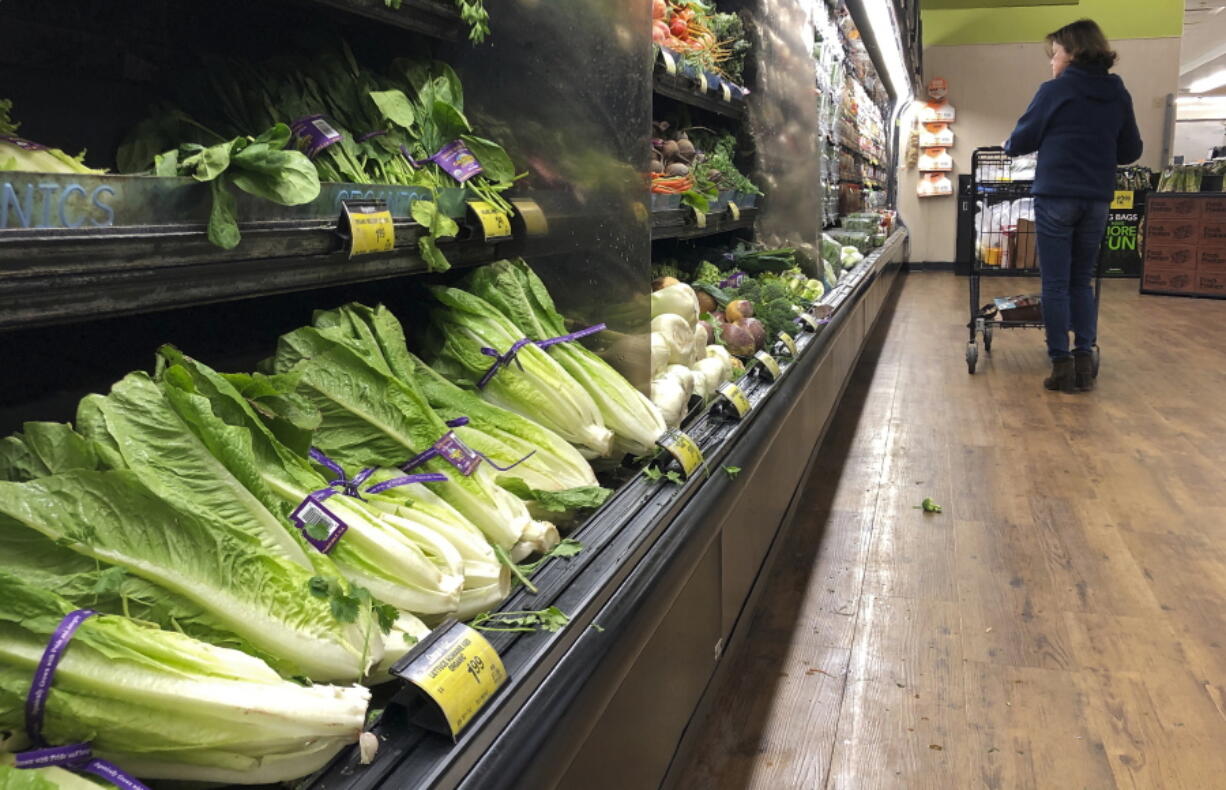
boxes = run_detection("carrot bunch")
[651,173,695,194]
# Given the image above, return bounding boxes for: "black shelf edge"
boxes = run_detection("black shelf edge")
[652,71,747,121]
[650,207,758,241]
[299,0,463,40]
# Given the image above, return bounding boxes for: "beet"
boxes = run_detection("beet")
[725,299,754,322]
[740,317,767,349]
[721,322,755,357]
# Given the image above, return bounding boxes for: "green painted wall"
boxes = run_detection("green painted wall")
[922,0,1183,47]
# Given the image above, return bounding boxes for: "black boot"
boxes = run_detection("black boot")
[1074,353,1095,392]
[1044,357,1076,393]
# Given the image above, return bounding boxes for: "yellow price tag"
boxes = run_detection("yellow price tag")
[797,313,821,332]
[511,198,549,236]
[343,203,395,258]
[394,621,507,738]
[692,206,707,229]
[698,71,710,92]
[467,200,513,242]
[777,331,797,357]
[717,381,751,419]
[728,201,741,221]
[660,48,678,75]
[1112,190,1135,210]
[656,429,703,478]
[754,350,782,381]
[720,80,732,102]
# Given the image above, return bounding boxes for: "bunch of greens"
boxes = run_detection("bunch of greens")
[311,303,609,509]
[0,572,370,784]
[465,260,668,457]
[425,286,615,458]
[120,43,517,268]
[384,0,492,44]
[154,123,320,249]
[0,99,103,175]
[707,12,751,83]
[264,319,559,561]
[703,133,760,195]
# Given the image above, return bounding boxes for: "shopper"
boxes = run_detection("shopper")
[1004,19,1143,392]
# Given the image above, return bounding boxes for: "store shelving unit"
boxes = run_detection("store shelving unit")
[1,0,917,787]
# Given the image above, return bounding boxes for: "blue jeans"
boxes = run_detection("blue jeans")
[1034,197,1109,360]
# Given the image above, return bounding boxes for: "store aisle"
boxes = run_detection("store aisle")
[677,272,1226,790]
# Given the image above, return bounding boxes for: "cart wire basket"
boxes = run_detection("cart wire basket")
[965,147,1103,374]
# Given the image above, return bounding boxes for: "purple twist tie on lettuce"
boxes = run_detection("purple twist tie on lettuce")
[16,610,152,790]
[0,134,49,152]
[400,417,535,477]
[477,324,606,389]
[25,609,96,745]
[356,130,388,143]
[307,448,447,502]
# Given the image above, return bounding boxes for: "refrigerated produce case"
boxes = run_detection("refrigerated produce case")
[0,0,915,787]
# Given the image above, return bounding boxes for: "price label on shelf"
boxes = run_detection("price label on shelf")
[716,381,751,419]
[727,201,741,221]
[720,80,733,103]
[777,331,797,357]
[1112,190,1135,210]
[467,200,513,242]
[692,206,707,229]
[341,200,395,258]
[511,198,549,236]
[698,71,710,92]
[391,619,508,739]
[656,429,703,478]
[796,313,822,332]
[754,350,782,381]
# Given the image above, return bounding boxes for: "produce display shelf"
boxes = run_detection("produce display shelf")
[650,207,758,241]
[308,230,907,790]
[652,71,748,121]
[299,0,464,39]
[0,226,502,331]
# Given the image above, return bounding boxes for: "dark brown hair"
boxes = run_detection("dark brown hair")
[1046,19,1117,69]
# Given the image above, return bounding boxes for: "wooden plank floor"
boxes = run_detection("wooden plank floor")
[676,272,1226,790]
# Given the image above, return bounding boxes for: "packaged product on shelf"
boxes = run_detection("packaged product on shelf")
[918,172,953,197]
[918,148,953,172]
[919,123,954,148]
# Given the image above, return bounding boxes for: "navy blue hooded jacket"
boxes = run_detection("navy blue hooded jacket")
[1004,63,1143,201]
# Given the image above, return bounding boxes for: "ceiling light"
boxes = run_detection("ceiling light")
[863,0,914,102]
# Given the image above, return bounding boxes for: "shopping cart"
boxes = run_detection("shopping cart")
[965,147,1103,374]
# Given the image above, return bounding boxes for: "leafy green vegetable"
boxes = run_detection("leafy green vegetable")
[498,478,611,514]
[0,99,103,175]
[266,322,553,558]
[157,348,468,617]
[425,284,615,456]
[918,498,942,514]
[465,260,667,456]
[723,465,742,479]
[0,572,370,783]
[515,537,584,575]
[155,124,320,249]
[470,606,569,633]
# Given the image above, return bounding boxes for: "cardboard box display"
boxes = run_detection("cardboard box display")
[1142,269,1196,293]
[1147,218,1200,245]
[1144,244,1197,270]
[1201,221,1226,248]
[1196,272,1226,296]
[1010,218,1038,270]
[1146,196,1202,218]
